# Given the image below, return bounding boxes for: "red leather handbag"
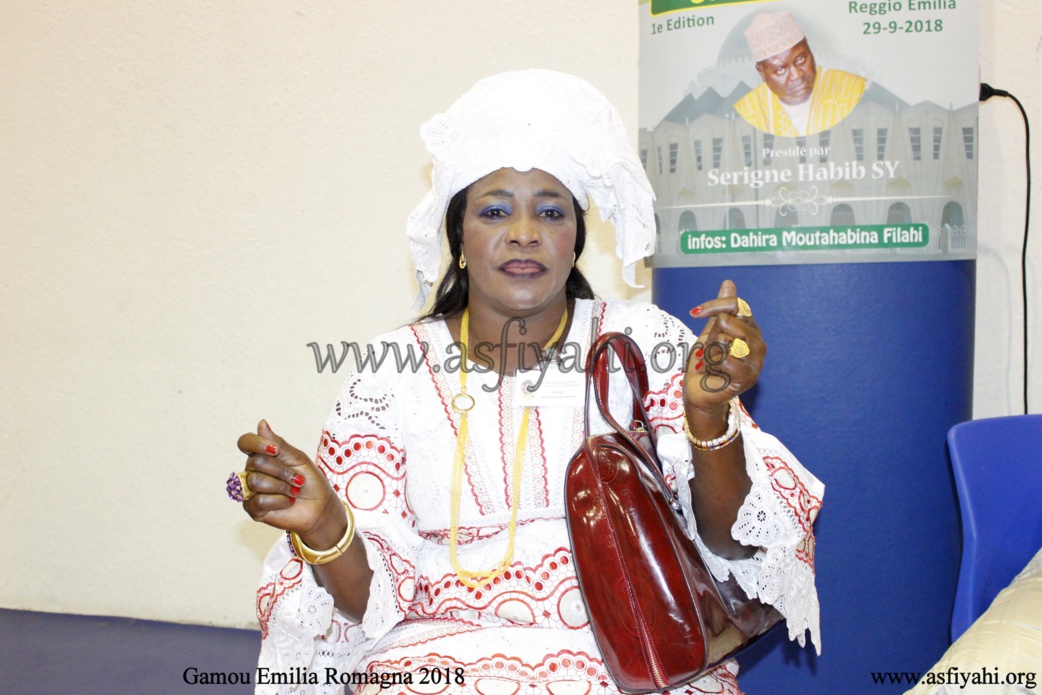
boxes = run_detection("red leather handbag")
[565,332,781,693]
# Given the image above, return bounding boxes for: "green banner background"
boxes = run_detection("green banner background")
[650,0,766,15]
[680,225,929,254]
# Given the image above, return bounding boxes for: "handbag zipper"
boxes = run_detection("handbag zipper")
[626,561,671,691]
[643,624,669,690]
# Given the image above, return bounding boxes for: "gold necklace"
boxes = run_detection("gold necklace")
[448,305,569,588]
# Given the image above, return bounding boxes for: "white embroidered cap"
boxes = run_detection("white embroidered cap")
[744,11,806,62]
[406,69,656,309]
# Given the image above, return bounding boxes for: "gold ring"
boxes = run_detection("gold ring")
[729,338,750,359]
[736,298,752,317]
[238,472,255,501]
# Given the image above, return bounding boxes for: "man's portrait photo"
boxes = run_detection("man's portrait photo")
[734,11,866,137]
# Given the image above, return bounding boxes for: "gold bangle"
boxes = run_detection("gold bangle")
[290,498,356,565]
[683,398,741,451]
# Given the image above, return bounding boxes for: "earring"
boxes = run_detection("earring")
[458,253,467,270]
[572,252,577,268]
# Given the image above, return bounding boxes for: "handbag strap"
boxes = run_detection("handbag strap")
[590,333,649,428]
[583,333,657,458]
[582,330,684,512]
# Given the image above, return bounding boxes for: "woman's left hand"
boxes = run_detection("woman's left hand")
[682,280,763,559]
[683,280,766,419]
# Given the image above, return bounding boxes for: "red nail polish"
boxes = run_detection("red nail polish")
[695,349,704,359]
[690,306,702,316]
[290,486,301,497]
[266,444,278,456]
[289,497,295,504]
[292,474,305,487]
[695,360,703,371]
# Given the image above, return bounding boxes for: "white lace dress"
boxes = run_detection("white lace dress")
[255,299,823,695]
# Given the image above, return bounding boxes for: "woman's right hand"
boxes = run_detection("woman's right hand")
[235,420,345,541]
[237,420,371,618]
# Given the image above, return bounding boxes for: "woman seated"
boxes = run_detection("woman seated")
[231,69,822,695]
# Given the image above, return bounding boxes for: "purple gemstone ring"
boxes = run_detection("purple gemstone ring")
[226,471,254,502]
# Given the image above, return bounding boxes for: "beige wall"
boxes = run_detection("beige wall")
[1,2,1037,628]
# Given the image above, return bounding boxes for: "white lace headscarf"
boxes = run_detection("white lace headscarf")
[407,69,656,309]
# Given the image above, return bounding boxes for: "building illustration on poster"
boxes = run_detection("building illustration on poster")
[639,0,978,267]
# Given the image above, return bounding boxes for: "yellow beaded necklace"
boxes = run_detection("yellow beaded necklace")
[448,306,569,588]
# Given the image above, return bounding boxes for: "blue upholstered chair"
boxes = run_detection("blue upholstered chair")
[947,414,1042,641]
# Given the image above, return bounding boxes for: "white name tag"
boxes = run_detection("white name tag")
[513,361,584,408]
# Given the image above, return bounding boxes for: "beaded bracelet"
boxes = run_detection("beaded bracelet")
[683,398,741,451]
[290,498,356,565]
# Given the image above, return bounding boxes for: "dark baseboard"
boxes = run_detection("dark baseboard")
[0,608,261,694]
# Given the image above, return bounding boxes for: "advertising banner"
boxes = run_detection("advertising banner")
[639,0,979,267]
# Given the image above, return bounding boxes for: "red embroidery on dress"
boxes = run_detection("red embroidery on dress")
[763,455,823,536]
[375,618,485,651]
[498,385,512,509]
[409,549,587,630]
[423,526,506,546]
[532,408,550,508]
[256,556,305,640]
[365,532,417,615]
[680,664,744,695]
[796,532,816,568]
[363,652,740,695]
[365,650,742,695]
[644,371,685,434]
[412,324,457,437]
[415,320,492,515]
[736,399,761,430]
[502,390,551,510]
[420,517,547,546]
[369,649,613,694]
[317,431,415,526]
[316,612,366,644]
